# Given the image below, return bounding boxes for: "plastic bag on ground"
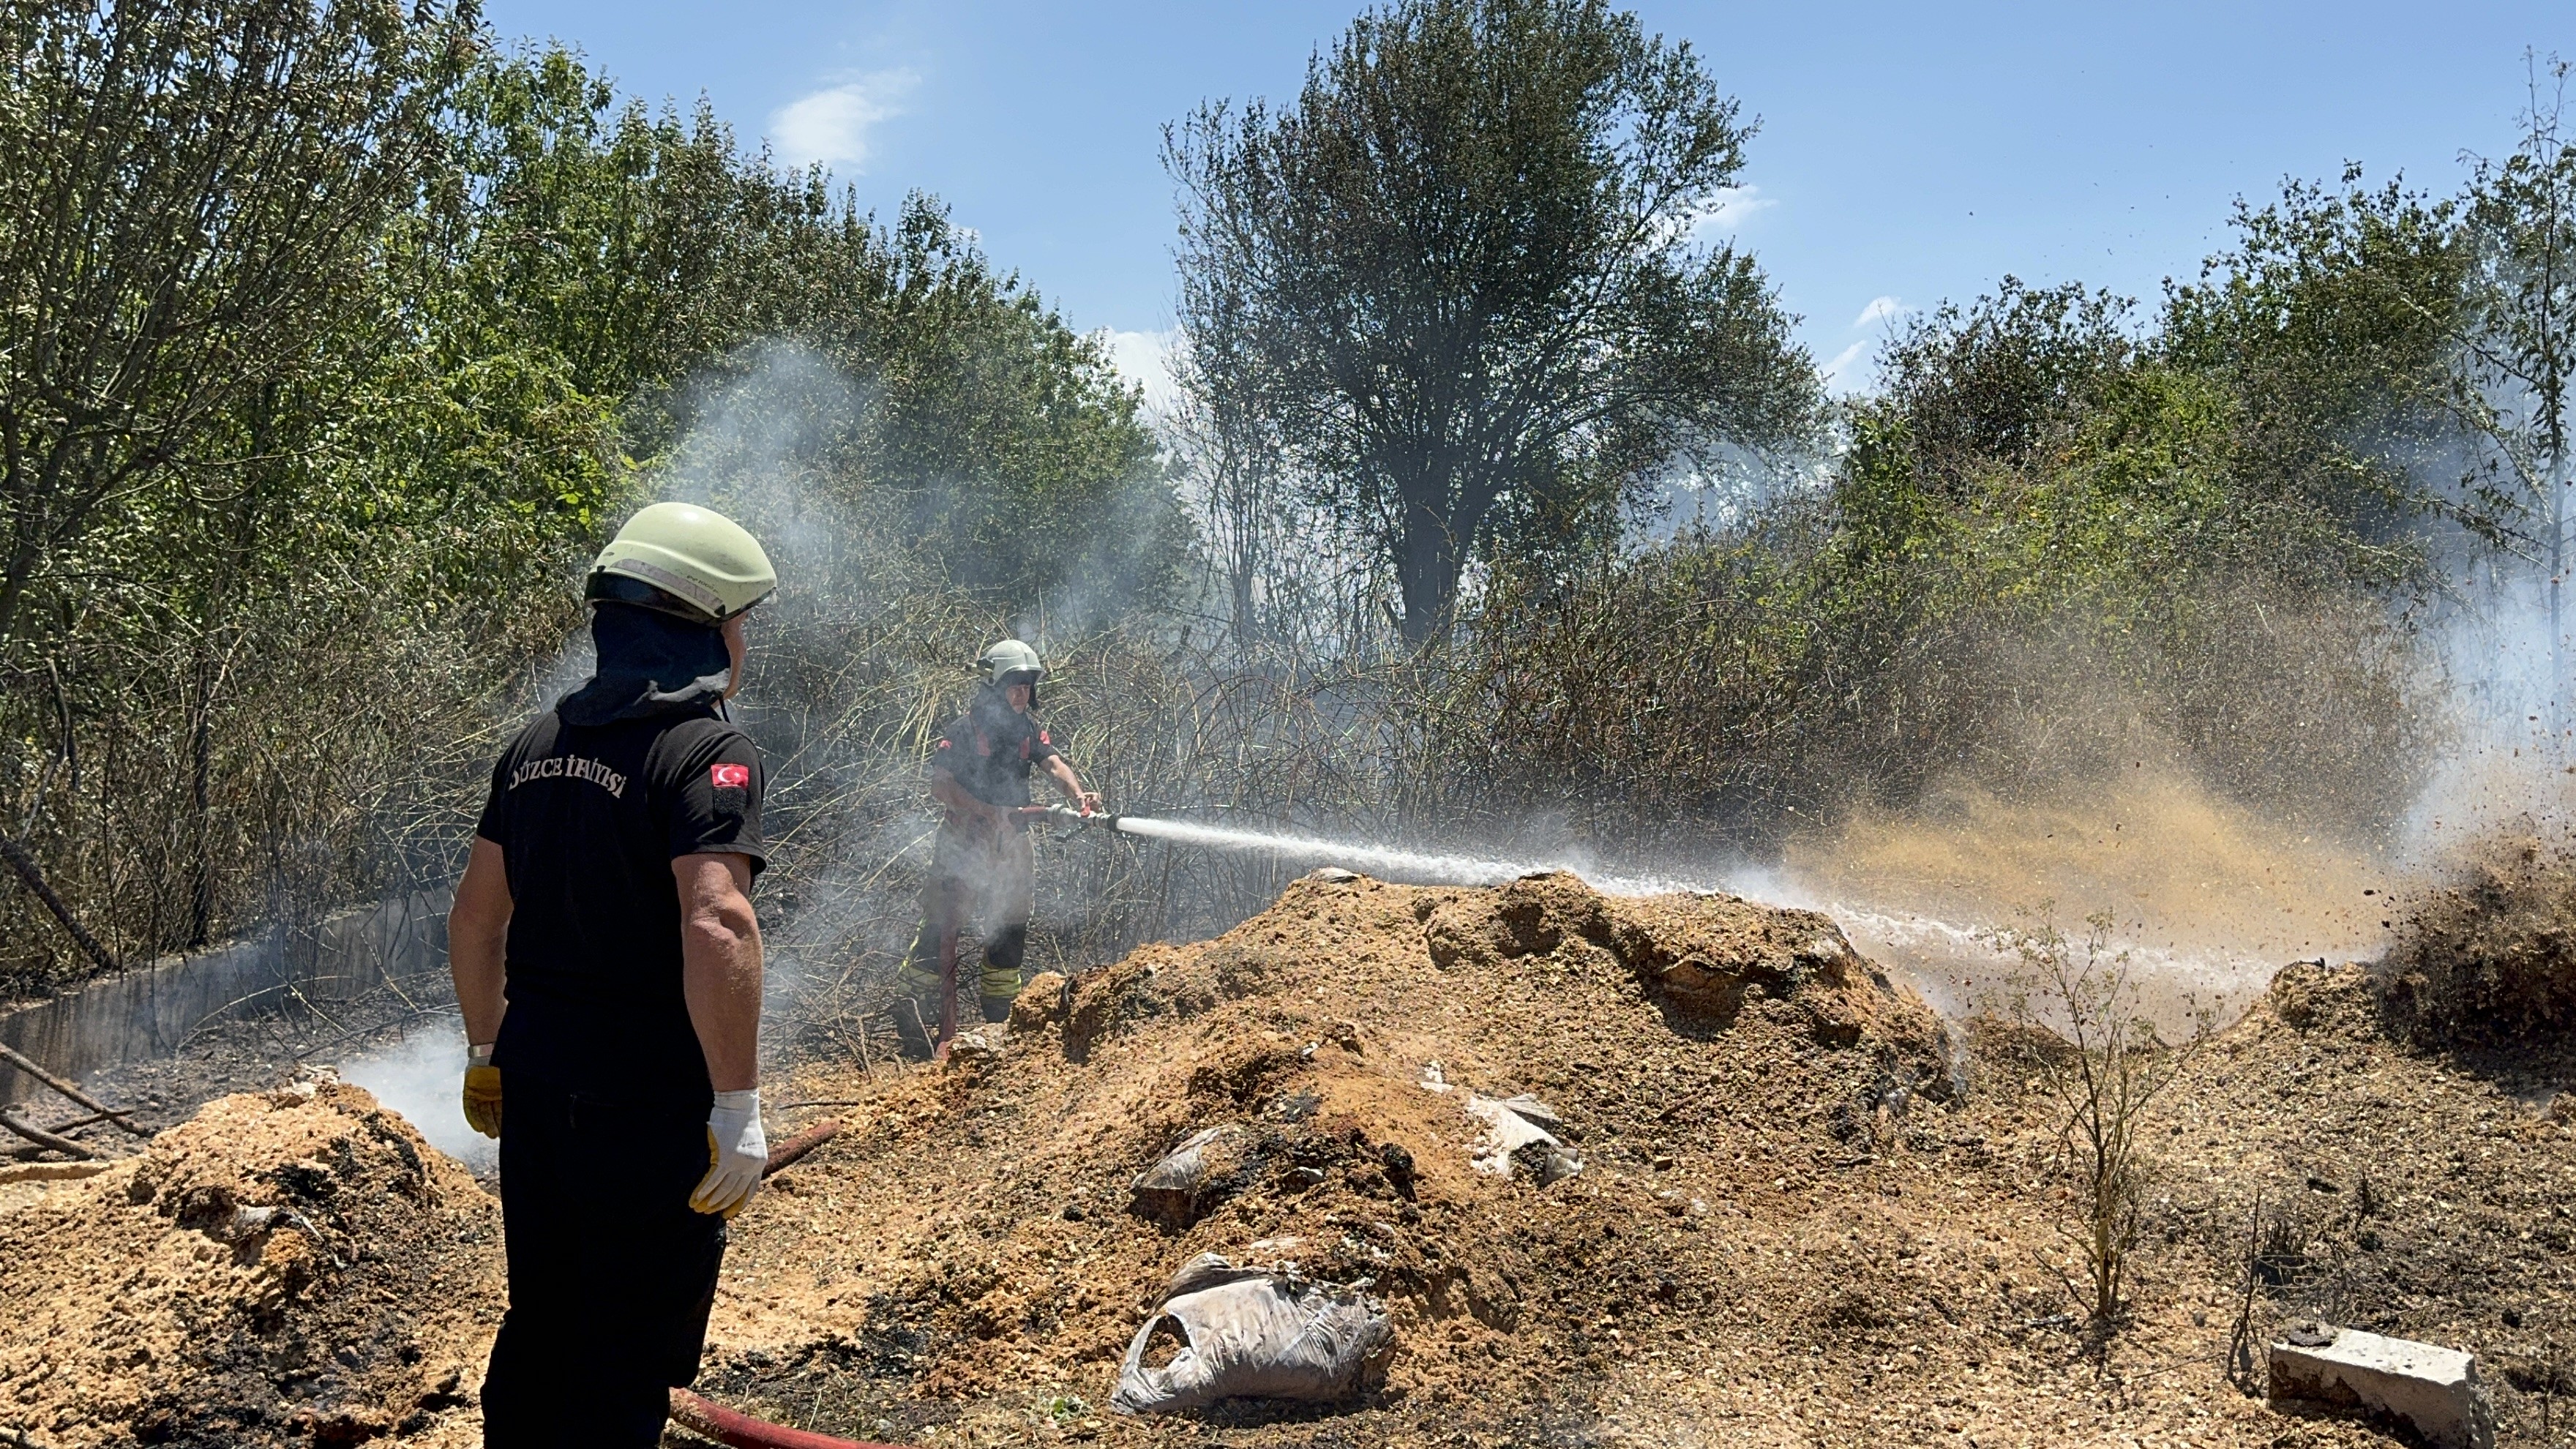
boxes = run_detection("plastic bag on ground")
[1110,1253,1396,1415]
[1128,1125,1247,1227]
[1463,1093,1573,1177]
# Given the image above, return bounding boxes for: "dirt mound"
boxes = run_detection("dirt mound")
[698,872,2023,1443]
[2138,954,2576,1437]
[0,1079,501,1448]
[692,869,2576,1445]
[26,869,2576,1447]
[2381,833,2576,1044]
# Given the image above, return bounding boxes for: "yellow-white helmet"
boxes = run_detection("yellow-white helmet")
[585,502,776,624]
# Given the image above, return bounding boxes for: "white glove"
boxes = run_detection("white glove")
[690,1088,768,1218]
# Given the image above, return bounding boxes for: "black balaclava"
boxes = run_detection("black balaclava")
[558,601,733,727]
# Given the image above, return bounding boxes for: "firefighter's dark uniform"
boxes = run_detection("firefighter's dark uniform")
[896,691,1059,1024]
[471,648,765,1448]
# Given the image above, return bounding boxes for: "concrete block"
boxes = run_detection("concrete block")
[2269,1322,2496,1449]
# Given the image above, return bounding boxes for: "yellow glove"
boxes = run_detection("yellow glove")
[461,1044,502,1139]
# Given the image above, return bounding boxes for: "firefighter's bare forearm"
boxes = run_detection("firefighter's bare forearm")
[448,837,512,1046]
[675,853,763,1093]
[1044,756,1096,807]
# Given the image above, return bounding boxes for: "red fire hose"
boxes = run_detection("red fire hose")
[669,1388,903,1449]
[760,1118,840,1177]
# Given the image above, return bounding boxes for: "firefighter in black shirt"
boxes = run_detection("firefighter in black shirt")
[894,639,1098,1056]
[447,502,777,1448]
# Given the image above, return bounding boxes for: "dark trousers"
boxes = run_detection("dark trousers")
[482,1079,725,1448]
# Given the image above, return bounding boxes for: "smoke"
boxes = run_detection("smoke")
[336,1022,495,1173]
[607,340,1156,1044]
[2403,561,2576,855]
[643,345,925,1025]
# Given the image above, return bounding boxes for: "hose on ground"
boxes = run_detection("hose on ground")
[669,1389,901,1449]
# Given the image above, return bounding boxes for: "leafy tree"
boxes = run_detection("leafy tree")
[0,29,1174,990]
[430,50,804,430]
[2163,170,2472,569]
[0,0,473,648]
[1167,0,1816,644]
[2164,75,2576,726]
[2458,59,2576,722]
[1872,279,2134,498]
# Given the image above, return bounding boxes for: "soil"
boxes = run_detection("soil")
[677,872,2505,1448]
[13,864,2576,1447]
[0,1079,501,1449]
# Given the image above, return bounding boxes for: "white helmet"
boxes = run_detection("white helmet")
[976,639,1045,686]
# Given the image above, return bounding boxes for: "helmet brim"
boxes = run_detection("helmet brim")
[585,571,748,626]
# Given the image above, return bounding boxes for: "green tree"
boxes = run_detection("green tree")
[1871,278,2134,500]
[0,0,473,649]
[2459,59,2576,724]
[1167,0,1816,645]
[2163,170,2471,574]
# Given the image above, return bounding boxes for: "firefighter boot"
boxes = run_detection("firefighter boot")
[980,924,1029,1023]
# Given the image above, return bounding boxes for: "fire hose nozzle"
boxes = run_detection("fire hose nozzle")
[1029,803,1119,828]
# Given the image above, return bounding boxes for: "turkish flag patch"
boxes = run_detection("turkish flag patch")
[710,763,751,790]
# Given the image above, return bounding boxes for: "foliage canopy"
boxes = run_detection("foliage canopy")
[1169,0,1816,643]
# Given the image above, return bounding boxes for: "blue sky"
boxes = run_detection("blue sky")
[479,1,2572,402]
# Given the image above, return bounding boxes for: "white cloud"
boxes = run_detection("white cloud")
[1098,328,1180,419]
[1676,184,1777,246]
[1852,295,1912,329]
[768,70,918,171]
[1646,186,1776,249]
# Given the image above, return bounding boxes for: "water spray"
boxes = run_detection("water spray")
[1025,804,1708,896]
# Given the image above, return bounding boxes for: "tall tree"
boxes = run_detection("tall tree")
[2460,59,2576,730]
[0,0,472,648]
[1167,0,1816,644]
[2162,168,2474,561]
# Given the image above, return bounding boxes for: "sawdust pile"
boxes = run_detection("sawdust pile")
[2380,830,2576,1044]
[677,870,2576,1446]
[700,872,2021,1444]
[0,1079,501,1448]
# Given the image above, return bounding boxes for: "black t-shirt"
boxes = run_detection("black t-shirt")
[930,695,1060,808]
[474,705,764,1101]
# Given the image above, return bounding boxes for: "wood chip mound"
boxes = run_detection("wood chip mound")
[0,1079,501,1448]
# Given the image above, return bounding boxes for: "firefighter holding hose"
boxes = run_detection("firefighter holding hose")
[892,639,1098,1057]
[446,503,776,1448]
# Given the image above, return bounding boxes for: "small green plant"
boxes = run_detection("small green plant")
[1993,907,2212,1333]
[1033,1393,1090,1426]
